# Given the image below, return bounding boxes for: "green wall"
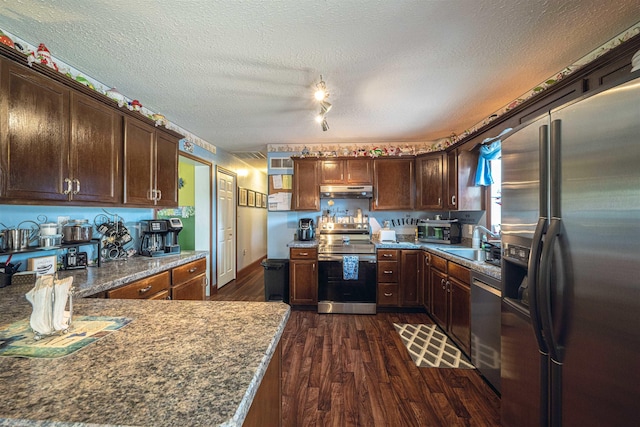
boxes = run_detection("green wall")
[158,160,195,250]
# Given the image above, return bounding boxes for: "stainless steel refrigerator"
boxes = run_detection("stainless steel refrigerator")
[500,73,640,427]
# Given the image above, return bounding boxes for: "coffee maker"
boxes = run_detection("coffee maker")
[297,218,315,241]
[139,218,183,257]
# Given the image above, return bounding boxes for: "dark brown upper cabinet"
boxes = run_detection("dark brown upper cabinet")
[320,158,372,185]
[416,153,445,210]
[292,158,319,211]
[0,58,122,205]
[123,117,178,208]
[372,157,415,210]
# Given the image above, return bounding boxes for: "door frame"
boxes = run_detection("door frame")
[215,166,237,288]
[180,153,214,295]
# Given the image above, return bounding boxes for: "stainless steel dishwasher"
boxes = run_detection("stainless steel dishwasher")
[470,270,502,393]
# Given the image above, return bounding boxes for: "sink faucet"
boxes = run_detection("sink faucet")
[472,225,500,248]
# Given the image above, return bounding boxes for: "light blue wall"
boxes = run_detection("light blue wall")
[1,206,152,271]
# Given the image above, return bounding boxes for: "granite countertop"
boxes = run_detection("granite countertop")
[55,251,209,297]
[286,239,318,248]
[374,241,501,280]
[0,281,290,427]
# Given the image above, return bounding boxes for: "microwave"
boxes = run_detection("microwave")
[417,220,461,244]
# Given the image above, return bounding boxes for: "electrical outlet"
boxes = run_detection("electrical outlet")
[243,249,247,256]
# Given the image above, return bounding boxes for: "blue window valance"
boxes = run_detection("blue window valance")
[475,128,512,186]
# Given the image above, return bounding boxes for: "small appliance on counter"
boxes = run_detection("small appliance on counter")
[297,218,315,241]
[63,247,88,270]
[417,219,461,244]
[139,218,183,257]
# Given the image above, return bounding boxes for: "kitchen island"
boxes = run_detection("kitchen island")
[0,280,290,426]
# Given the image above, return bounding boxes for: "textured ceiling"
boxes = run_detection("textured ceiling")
[1,1,639,166]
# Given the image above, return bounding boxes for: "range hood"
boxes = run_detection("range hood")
[320,185,373,199]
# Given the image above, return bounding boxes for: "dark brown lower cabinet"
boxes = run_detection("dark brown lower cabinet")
[107,259,206,301]
[428,254,471,356]
[400,250,421,306]
[421,251,431,311]
[289,248,318,306]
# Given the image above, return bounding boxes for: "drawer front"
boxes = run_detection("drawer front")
[172,258,207,286]
[377,249,398,261]
[448,262,470,285]
[377,261,398,282]
[290,247,318,260]
[148,289,170,300]
[430,254,447,273]
[108,271,171,299]
[377,283,399,306]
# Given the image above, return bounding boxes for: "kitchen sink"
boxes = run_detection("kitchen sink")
[441,248,486,262]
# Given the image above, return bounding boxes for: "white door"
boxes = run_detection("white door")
[217,168,236,288]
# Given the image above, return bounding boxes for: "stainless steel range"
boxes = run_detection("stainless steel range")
[317,222,377,314]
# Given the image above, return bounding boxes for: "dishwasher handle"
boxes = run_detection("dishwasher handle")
[472,278,501,297]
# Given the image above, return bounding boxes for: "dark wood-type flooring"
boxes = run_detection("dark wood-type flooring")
[210,263,501,426]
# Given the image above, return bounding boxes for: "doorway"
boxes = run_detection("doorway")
[159,154,213,295]
[216,167,237,288]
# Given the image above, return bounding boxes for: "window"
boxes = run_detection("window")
[488,158,501,234]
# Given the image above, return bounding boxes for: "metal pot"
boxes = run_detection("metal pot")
[62,220,93,243]
[39,222,59,236]
[4,228,33,250]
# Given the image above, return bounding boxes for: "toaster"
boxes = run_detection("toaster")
[378,229,396,242]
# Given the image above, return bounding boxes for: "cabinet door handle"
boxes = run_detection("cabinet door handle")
[383,253,393,257]
[148,189,155,201]
[156,189,162,201]
[139,285,153,294]
[384,270,393,274]
[188,267,197,273]
[441,278,446,290]
[72,179,80,195]
[63,178,72,195]
[384,292,393,297]
[438,197,441,205]
[299,252,308,256]
[451,195,456,206]
[446,280,451,292]
[424,256,430,266]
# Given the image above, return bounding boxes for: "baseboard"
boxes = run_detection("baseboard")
[236,256,266,281]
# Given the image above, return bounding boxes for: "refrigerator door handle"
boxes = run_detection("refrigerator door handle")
[528,217,549,354]
[539,217,565,363]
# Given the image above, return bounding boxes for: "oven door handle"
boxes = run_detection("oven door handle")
[318,254,377,263]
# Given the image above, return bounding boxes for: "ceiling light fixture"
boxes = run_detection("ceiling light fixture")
[314,75,332,131]
[314,75,329,101]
